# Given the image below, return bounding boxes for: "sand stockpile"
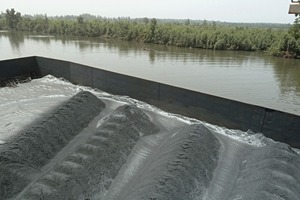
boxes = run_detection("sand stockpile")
[0,75,299,200]
[14,105,158,200]
[102,124,220,200]
[0,91,105,199]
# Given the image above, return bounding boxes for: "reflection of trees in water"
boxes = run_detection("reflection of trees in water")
[102,39,145,57]
[25,35,52,45]
[76,41,101,51]
[79,39,257,66]
[139,45,260,67]
[19,33,260,68]
[268,57,300,93]
[1,31,25,52]
[2,31,55,51]
[68,38,140,55]
[149,50,155,63]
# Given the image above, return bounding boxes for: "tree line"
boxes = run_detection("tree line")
[1,9,300,58]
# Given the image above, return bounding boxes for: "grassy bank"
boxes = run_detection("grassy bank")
[1,9,300,58]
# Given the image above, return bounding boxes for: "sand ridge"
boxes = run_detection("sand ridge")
[0,75,299,200]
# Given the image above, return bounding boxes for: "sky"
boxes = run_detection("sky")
[0,0,297,24]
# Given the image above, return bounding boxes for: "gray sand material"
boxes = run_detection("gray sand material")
[0,91,105,199]
[16,105,159,200]
[103,124,220,200]
[228,143,300,200]
[1,76,300,200]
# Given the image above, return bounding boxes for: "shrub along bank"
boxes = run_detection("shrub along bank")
[1,9,300,58]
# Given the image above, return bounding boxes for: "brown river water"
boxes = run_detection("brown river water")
[1,31,300,115]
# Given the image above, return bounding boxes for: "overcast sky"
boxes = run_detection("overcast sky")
[0,0,297,24]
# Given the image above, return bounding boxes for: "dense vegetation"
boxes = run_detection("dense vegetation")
[1,9,300,58]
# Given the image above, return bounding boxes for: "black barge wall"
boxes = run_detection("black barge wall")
[0,56,39,80]
[1,56,300,147]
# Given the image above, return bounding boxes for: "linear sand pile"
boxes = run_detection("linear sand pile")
[0,91,105,199]
[16,105,158,199]
[102,124,220,200]
[229,143,300,200]
[0,76,300,200]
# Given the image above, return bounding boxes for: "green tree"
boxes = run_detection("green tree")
[2,9,298,58]
[0,13,6,29]
[144,18,157,43]
[185,19,190,26]
[5,8,21,30]
[289,16,300,40]
[268,17,300,58]
[77,16,84,24]
[142,17,149,24]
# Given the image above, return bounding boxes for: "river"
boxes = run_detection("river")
[1,31,300,115]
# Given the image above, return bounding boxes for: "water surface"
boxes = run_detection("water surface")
[1,31,300,115]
